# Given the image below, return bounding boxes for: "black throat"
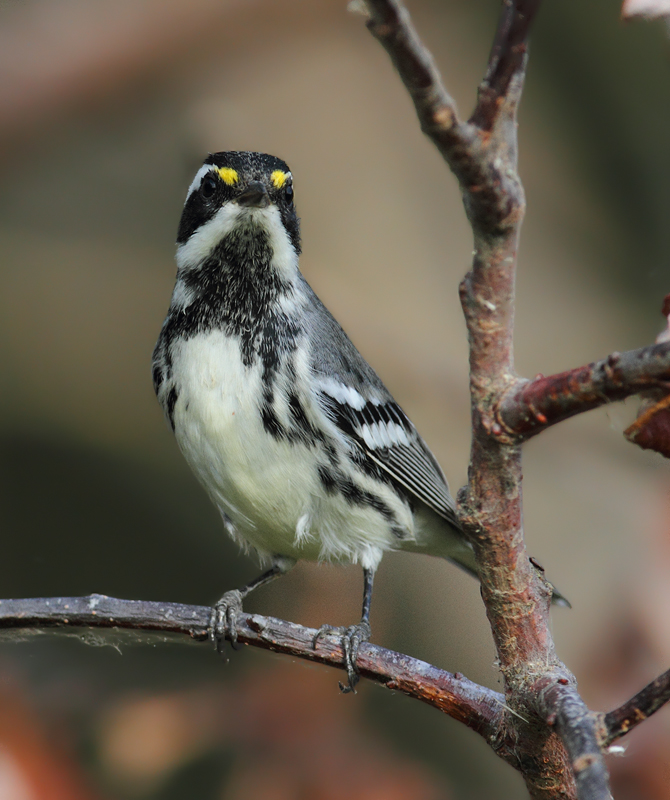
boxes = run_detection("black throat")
[159,220,301,370]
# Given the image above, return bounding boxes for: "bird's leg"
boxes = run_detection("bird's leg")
[313,567,375,693]
[209,558,293,654]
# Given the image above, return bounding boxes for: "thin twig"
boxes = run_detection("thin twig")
[363,0,531,232]
[0,594,503,741]
[601,667,670,746]
[496,341,670,442]
[470,0,541,130]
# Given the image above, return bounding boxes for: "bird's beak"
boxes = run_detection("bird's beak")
[236,181,270,209]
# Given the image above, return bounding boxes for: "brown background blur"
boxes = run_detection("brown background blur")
[1,1,669,798]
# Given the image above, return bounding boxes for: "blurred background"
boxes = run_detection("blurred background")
[0,0,669,797]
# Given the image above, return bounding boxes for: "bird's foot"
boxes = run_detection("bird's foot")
[313,621,371,693]
[209,589,244,656]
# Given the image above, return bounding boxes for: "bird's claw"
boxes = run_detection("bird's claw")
[209,589,244,656]
[313,621,371,693]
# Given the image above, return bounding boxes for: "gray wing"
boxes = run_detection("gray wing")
[301,279,459,529]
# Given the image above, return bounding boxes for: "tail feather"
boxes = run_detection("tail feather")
[408,508,571,607]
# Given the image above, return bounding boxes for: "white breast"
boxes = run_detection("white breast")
[170,331,308,552]
[168,330,414,571]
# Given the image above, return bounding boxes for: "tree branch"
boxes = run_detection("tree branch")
[363,2,617,797]
[470,0,541,131]
[601,667,670,746]
[536,679,611,800]
[496,341,670,442]
[4,592,667,779]
[0,594,503,743]
[363,0,536,232]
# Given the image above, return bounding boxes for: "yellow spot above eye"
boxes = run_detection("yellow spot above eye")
[271,170,288,189]
[217,167,239,186]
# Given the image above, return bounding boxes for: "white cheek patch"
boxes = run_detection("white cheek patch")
[252,205,298,280]
[176,203,243,271]
[176,202,299,280]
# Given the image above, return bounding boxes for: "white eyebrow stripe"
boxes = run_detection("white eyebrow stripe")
[185,165,217,202]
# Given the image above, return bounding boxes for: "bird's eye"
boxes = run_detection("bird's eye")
[285,183,294,204]
[201,175,217,199]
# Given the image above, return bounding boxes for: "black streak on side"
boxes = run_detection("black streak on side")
[317,465,407,539]
[166,387,178,431]
[261,388,285,439]
[151,362,163,395]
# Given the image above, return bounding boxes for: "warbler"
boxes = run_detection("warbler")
[152,151,566,691]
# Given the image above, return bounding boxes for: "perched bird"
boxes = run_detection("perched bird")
[153,151,566,691]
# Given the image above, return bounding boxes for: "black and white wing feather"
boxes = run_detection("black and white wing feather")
[317,383,458,527]
[303,280,459,530]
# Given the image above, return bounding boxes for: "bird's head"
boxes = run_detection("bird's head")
[175,151,300,274]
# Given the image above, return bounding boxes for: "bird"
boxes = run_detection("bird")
[152,151,567,692]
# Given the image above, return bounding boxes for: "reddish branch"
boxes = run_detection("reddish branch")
[601,667,670,746]
[366,1,597,795]
[0,594,503,743]
[497,341,670,441]
[624,296,670,457]
[624,392,670,457]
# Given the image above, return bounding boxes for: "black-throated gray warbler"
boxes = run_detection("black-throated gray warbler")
[153,151,567,691]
